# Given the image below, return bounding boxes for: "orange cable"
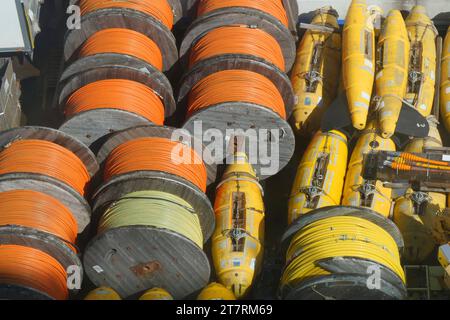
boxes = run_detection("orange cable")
[197,0,289,27]
[65,79,165,125]
[189,26,285,71]
[187,69,286,119]
[79,0,174,30]
[400,152,449,166]
[0,245,68,300]
[0,140,90,196]
[79,28,163,70]
[104,137,207,192]
[0,190,78,246]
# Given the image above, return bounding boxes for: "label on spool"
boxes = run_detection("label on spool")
[93,265,104,273]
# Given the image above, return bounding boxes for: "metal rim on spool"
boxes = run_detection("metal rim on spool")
[280,274,407,300]
[182,102,295,180]
[0,173,91,233]
[58,53,176,116]
[0,225,83,297]
[0,126,98,178]
[83,225,211,299]
[96,125,217,185]
[68,0,184,24]
[64,8,178,71]
[177,54,295,117]
[179,7,296,71]
[92,171,215,241]
[281,206,404,250]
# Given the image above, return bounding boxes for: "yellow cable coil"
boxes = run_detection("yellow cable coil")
[281,216,405,289]
[98,190,203,248]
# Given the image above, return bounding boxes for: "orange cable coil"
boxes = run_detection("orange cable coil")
[79,28,163,70]
[0,190,78,246]
[0,245,69,300]
[79,0,174,30]
[399,152,449,166]
[189,26,285,71]
[104,137,207,192]
[197,0,289,27]
[187,69,286,119]
[0,140,90,196]
[65,79,165,125]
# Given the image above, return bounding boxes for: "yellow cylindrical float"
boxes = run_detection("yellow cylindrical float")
[288,130,348,225]
[280,206,406,300]
[440,26,450,133]
[139,288,173,300]
[405,5,437,117]
[290,6,341,134]
[342,122,395,218]
[85,287,121,300]
[212,153,264,299]
[197,282,236,301]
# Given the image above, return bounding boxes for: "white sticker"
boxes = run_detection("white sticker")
[446,86,450,94]
[420,104,427,110]
[443,155,450,161]
[93,265,104,273]
[361,91,371,101]
[430,70,435,81]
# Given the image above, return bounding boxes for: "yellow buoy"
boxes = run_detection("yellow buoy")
[84,287,121,300]
[375,10,410,138]
[342,121,395,217]
[405,5,438,117]
[288,130,348,225]
[393,118,445,263]
[440,26,450,132]
[290,6,341,134]
[139,288,173,300]
[343,0,381,130]
[197,282,236,300]
[212,152,264,299]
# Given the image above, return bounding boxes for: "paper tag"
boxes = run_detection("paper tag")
[446,86,450,94]
[93,265,104,273]
[443,155,450,162]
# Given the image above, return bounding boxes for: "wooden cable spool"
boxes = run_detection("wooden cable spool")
[0,127,98,233]
[279,205,406,300]
[178,55,295,180]
[84,125,216,299]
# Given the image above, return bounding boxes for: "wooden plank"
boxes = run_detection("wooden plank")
[84,226,210,299]
[179,7,296,72]
[64,8,178,72]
